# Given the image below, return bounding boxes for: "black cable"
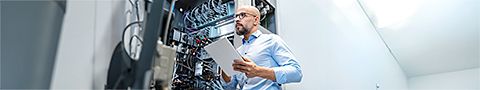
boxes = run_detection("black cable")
[128,0,135,7]
[122,21,143,60]
[128,0,142,27]
[134,0,141,24]
[128,35,144,59]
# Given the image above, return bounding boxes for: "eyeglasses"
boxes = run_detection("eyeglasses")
[235,12,256,20]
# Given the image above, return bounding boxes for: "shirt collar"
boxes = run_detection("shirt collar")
[242,30,262,44]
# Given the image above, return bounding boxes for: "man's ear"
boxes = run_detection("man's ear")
[254,16,260,26]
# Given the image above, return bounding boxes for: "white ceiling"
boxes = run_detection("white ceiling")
[361,0,479,77]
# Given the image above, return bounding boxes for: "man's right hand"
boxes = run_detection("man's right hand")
[221,68,231,83]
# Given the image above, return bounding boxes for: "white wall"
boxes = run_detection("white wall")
[275,0,408,89]
[93,0,126,89]
[408,68,480,90]
[50,0,96,89]
[50,0,126,89]
[363,0,480,77]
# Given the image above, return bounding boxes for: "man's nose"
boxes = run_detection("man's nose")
[234,16,240,22]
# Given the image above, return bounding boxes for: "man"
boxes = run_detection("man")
[221,5,302,90]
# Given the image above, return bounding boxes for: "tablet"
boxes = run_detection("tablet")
[204,37,242,76]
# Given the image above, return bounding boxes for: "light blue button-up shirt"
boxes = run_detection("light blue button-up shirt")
[222,30,302,90]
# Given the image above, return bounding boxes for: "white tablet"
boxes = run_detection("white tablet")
[204,37,242,76]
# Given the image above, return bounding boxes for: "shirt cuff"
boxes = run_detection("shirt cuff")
[220,75,231,86]
[272,67,287,84]
[220,74,237,89]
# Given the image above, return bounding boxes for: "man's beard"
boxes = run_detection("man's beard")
[236,24,249,35]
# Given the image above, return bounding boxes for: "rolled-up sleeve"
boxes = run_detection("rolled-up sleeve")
[271,36,303,84]
[221,74,238,89]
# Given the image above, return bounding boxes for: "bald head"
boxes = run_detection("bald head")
[236,6,260,18]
